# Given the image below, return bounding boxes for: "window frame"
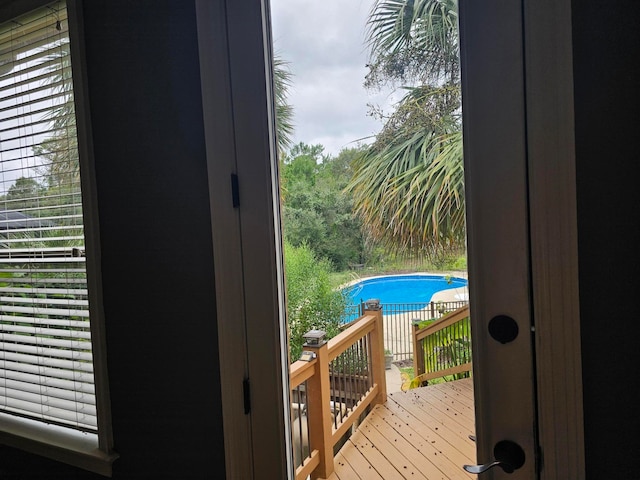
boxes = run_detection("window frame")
[0,0,116,475]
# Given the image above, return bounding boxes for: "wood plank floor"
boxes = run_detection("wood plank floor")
[327,378,476,480]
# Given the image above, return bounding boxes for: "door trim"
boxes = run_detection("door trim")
[196,1,253,478]
[197,0,293,478]
[524,0,585,477]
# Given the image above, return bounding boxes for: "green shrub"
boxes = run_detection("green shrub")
[284,241,347,362]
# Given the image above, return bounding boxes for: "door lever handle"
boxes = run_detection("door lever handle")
[464,460,513,474]
[463,440,525,474]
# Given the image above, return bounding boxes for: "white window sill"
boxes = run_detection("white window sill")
[0,413,118,476]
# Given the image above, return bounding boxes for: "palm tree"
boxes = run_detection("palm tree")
[273,54,295,155]
[348,0,464,257]
[36,47,295,178]
[364,0,458,87]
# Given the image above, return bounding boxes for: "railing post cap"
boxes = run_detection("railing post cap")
[302,329,327,347]
[363,298,381,310]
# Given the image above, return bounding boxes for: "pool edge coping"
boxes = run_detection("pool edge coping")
[339,270,468,290]
[340,271,470,305]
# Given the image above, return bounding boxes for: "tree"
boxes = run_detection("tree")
[5,177,45,209]
[32,37,79,190]
[280,142,325,189]
[281,143,368,270]
[364,0,459,88]
[347,0,465,257]
[29,38,84,241]
[32,47,294,184]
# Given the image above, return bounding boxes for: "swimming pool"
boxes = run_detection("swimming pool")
[345,274,468,306]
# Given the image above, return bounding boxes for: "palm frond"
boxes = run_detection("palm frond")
[273,54,295,153]
[358,1,463,257]
[366,0,459,85]
[347,129,464,255]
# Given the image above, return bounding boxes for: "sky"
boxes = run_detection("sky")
[270,0,396,157]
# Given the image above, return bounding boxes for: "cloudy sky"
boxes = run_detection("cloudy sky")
[270,0,396,157]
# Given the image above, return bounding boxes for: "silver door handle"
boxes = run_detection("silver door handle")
[464,460,513,474]
[463,440,525,474]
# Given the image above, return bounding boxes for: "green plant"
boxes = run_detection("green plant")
[284,241,347,361]
[421,322,472,380]
[405,317,472,390]
[414,319,435,329]
[436,334,471,377]
[399,366,414,379]
[447,254,467,271]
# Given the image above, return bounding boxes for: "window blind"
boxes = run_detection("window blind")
[0,1,96,432]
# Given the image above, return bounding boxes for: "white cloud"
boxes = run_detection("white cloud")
[270,0,395,156]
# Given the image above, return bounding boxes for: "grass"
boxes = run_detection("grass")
[329,252,467,289]
[329,270,362,289]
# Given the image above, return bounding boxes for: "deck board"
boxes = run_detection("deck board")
[370,407,472,479]
[332,450,362,480]
[336,441,384,480]
[356,419,430,480]
[331,378,476,479]
[348,428,407,479]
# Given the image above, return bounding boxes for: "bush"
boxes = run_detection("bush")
[284,241,347,362]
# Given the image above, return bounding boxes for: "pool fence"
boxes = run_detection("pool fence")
[343,300,469,362]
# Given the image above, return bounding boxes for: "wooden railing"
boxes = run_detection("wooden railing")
[342,300,468,361]
[380,300,469,361]
[289,303,386,480]
[412,305,472,385]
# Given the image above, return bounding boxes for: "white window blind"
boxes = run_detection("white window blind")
[0,1,97,433]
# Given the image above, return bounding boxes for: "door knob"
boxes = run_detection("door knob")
[463,440,525,474]
[488,315,519,343]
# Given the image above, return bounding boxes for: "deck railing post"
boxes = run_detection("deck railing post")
[364,299,386,405]
[303,334,334,479]
[412,320,425,378]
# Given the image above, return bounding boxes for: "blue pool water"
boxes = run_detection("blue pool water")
[345,274,467,306]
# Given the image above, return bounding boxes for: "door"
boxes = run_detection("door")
[459,0,538,477]
[459,0,584,478]
[199,0,584,478]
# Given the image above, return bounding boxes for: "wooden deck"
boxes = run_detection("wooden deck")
[327,378,476,480]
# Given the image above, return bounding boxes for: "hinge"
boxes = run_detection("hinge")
[243,378,251,414]
[231,173,240,208]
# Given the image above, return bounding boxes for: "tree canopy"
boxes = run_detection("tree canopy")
[280,143,369,270]
[347,0,465,257]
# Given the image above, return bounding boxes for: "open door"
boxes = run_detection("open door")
[459,0,584,478]
[459,0,538,476]
[200,0,583,477]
